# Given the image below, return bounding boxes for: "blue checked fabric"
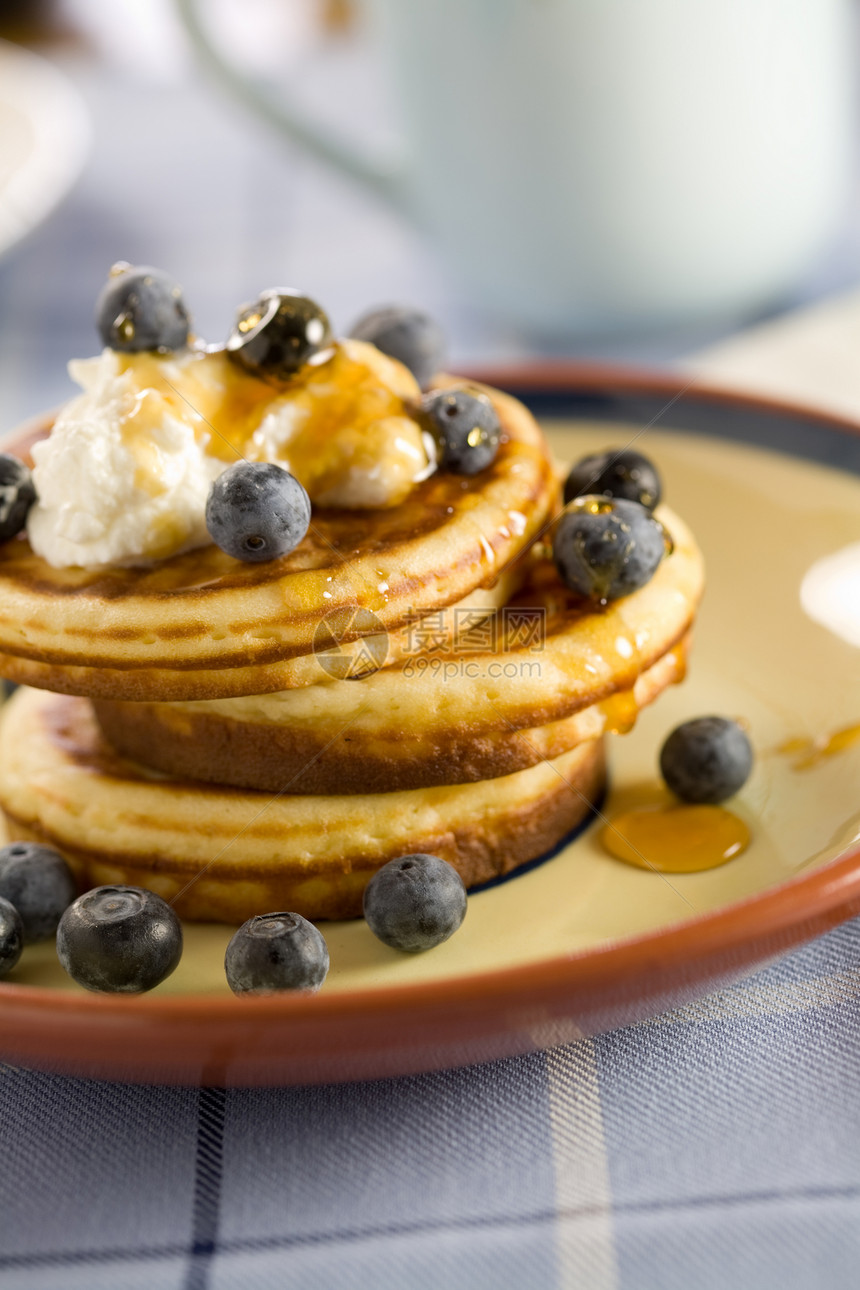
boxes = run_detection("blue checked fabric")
[3,918,860,1290]
[2,41,860,1290]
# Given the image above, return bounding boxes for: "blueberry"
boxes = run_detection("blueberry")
[0,896,23,979]
[95,262,190,352]
[227,289,332,382]
[660,716,753,804]
[225,912,329,994]
[420,388,501,475]
[553,496,667,603]
[0,454,36,544]
[206,461,311,562]
[0,841,76,942]
[56,886,182,993]
[348,305,446,389]
[563,448,661,511]
[363,853,467,952]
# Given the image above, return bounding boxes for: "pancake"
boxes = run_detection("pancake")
[94,634,686,794]
[93,505,702,793]
[0,688,606,922]
[0,384,555,702]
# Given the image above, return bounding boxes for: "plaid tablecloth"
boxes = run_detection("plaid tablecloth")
[3,917,860,1290]
[1,34,860,1290]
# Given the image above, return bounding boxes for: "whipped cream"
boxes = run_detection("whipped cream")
[27,352,222,568]
[27,339,429,569]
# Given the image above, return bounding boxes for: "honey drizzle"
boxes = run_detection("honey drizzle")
[599,688,639,734]
[114,343,426,508]
[668,640,688,684]
[117,349,273,461]
[601,804,750,873]
[597,642,688,736]
[778,722,860,771]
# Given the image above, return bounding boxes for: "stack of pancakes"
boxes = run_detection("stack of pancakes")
[0,384,704,922]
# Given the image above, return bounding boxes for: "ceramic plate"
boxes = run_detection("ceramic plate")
[0,39,89,257]
[1,368,859,1085]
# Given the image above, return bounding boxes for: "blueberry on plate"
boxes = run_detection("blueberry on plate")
[95,262,190,352]
[0,454,36,544]
[0,841,76,942]
[0,896,23,979]
[227,289,332,382]
[348,304,446,389]
[420,388,501,475]
[563,448,662,511]
[660,716,753,804]
[56,886,183,993]
[205,461,311,563]
[225,912,329,994]
[553,496,667,603]
[363,853,467,953]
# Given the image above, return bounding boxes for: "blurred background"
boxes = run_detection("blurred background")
[2,0,860,431]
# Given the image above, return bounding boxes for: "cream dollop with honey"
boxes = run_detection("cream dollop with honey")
[27,339,430,568]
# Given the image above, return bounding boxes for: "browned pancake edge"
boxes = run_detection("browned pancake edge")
[93,634,688,794]
[0,690,605,922]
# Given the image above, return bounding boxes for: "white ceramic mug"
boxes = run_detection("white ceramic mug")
[177,0,855,334]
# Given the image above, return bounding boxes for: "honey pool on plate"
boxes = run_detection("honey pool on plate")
[601,801,750,873]
[4,422,860,997]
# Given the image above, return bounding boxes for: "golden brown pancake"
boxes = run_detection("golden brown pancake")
[0,385,555,702]
[94,636,685,794]
[0,688,606,922]
[93,505,702,792]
